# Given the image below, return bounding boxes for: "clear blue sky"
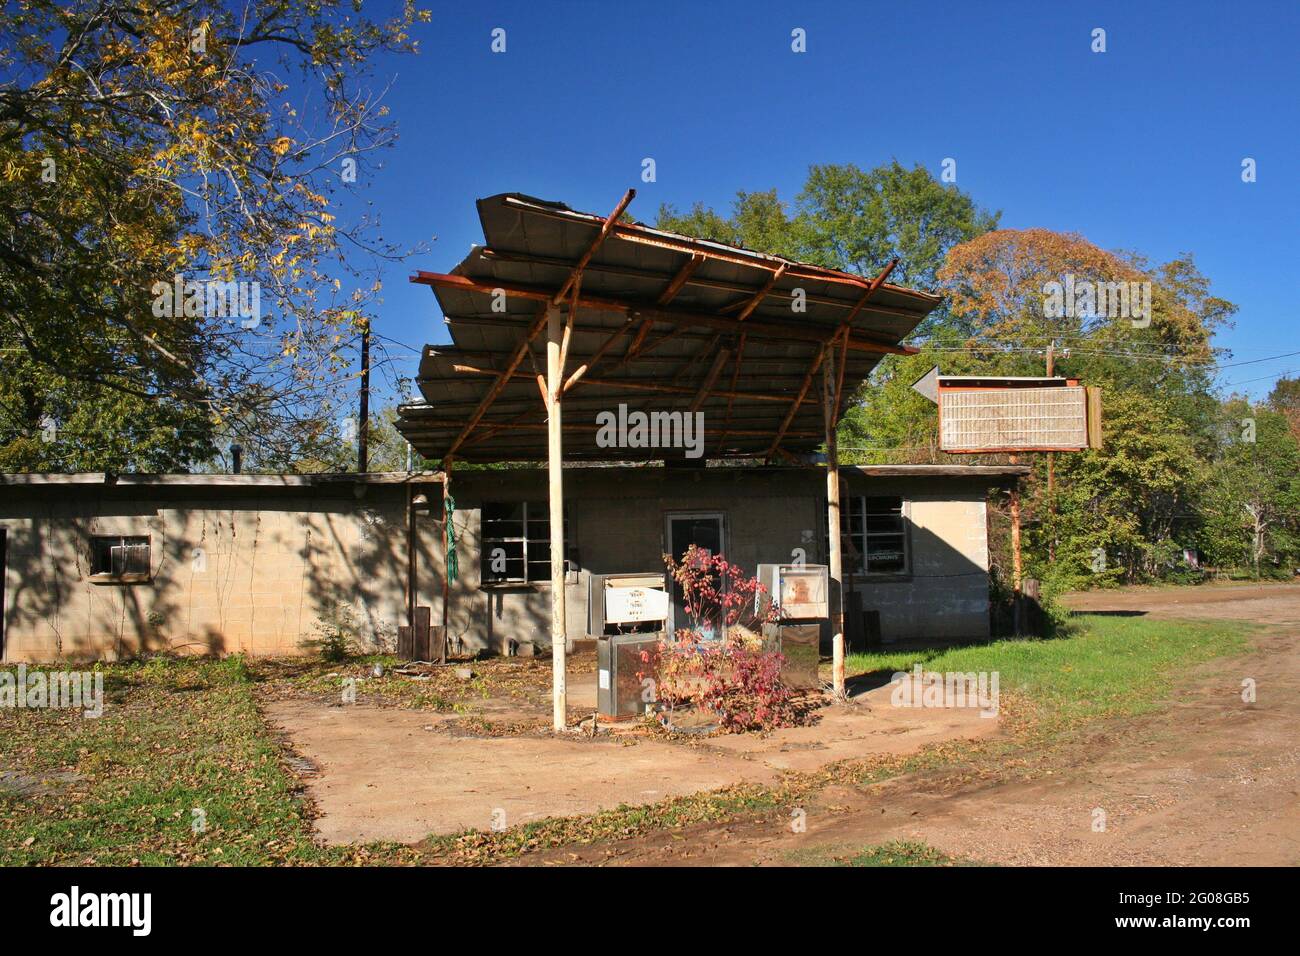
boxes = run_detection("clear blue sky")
[353,0,1299,401]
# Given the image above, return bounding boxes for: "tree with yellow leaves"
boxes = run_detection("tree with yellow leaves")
[0,0,429,471]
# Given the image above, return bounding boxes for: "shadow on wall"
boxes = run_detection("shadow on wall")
[2,494,225,662]
[2,485,431,663]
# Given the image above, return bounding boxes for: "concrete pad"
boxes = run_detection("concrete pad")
[266,699,775,844]
[697,682,998,772]
[265,676,998,844]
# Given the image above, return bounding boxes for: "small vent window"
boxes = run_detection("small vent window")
[91,535,151,578]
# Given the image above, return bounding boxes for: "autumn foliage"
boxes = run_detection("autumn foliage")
[650,546,806,734]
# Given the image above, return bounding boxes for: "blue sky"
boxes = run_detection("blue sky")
[352,0,1299,401]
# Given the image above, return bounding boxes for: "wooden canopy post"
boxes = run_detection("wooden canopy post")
[406,482,417,628]
[546,304,568,731]
[821,346,846,698]
[1009,457,1023,637]
[441,468,452,661]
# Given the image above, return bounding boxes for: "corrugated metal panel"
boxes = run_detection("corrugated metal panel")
[400,193,941,462]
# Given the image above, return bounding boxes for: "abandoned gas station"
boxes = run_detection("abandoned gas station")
[0,190,1058,732]
[394,190,1034,727]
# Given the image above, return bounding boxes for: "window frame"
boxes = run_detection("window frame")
[830,495,911,578]
[479,501,571,587]
[89,534,152,583]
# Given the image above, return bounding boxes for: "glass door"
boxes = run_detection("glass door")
[663,512,724,639]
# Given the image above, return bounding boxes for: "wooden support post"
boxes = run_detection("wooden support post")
[441,469,452,662]
[406,483,416,628]
[1009,457,1023,637]
[822,346,846,698]
[546,304,568,731]
[1046,344,1056,564]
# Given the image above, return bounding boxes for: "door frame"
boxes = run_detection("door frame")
[662,511,726,638]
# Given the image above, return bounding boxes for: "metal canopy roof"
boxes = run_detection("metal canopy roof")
[398,192,942,463]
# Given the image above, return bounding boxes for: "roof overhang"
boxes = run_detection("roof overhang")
[400,192,942,463]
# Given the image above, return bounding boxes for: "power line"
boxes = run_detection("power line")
[1222,368,1297,389]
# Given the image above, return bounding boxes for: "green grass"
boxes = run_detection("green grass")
[843,614,1250,735]
[0,656,413,866]
[782,839,970,866]
[0,613,1252,865]
[842,841,962,866]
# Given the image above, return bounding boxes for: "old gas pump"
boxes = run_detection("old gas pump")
[589,572,669,719]
[756,563,828,690]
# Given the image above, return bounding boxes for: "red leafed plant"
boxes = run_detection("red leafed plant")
[648,545,805,734]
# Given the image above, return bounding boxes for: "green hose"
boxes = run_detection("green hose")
[444,493,458,581]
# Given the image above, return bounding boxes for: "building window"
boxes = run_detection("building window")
[90,535,151,579]
[833,496,908,576]
[481,502,569,584]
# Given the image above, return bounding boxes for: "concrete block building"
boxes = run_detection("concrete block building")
[0,464,1022,662]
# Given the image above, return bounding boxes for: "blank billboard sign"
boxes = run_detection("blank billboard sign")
[940,386,1094,452]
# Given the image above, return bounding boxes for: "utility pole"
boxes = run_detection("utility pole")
[358,319,370,473]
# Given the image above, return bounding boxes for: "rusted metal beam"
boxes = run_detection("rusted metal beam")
[689,347,732,412]
[729,263,787,321]
[833,259,898,419]
[561,316,636,395]
[411,272,914,355]
[498,197,940,306]
[523,340,549,408]
[625,318,654,357]
[443,420,817,440]
[720,332,747,440]
[480,246,931,320]
[446,363,813,404]
[552,189,635,306]
[766,344,827,460]
[658,253,705,305]
[443,305,550,460]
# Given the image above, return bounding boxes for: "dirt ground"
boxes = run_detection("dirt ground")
[517,582,1300,866]
[265,670,997,844]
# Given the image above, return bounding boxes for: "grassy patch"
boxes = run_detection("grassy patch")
[841,614,1250,736]
[252,654,595,726]
[786,840,968,867]
[0,656,412,866]
[0,614,1252,866]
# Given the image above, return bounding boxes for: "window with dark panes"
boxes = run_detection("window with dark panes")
[90,535,151,577]
[830,496,908,575]
[481,502,568,584]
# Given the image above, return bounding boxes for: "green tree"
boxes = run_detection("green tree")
[1267,376,1300,443]
[1200,405,1300,576]
[791,161,998,295]
[1038,391,1204,586]
[657,161,997,303]
[0,0,429,471]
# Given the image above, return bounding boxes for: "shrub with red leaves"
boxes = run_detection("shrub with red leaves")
[649,546,803,733]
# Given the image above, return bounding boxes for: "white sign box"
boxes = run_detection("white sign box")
[604,586,669,625]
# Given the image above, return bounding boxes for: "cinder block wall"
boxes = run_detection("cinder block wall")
[0,485,434,662]
[1,468,995,662]
[435,468,993,651]
[438,468,825,655]
[841,474,992,641]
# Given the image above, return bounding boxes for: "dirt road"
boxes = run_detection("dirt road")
[522,583,1300,866]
